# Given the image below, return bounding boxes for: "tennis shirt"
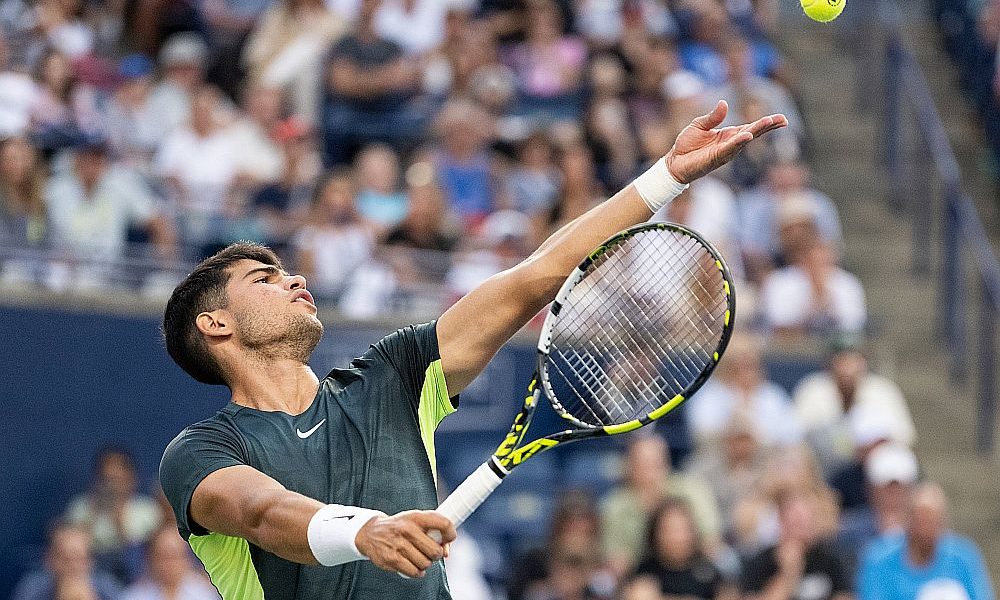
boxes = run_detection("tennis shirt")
[159,321,456,600]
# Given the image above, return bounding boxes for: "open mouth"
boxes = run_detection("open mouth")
[291,290,315,306]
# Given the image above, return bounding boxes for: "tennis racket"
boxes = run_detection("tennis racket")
[433,222,736,535]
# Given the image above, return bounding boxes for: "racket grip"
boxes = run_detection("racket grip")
[429,460,504,542]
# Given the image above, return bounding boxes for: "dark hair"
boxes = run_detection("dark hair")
[312,166,356,206]
[163,243,283,385]
[93,444,137,474]
[642,497,703,564]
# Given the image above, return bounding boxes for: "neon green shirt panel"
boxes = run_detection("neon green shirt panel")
[418,358,455,484]
[189,532,265,600]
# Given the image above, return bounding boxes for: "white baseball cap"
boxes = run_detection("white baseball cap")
[865,442,919,486]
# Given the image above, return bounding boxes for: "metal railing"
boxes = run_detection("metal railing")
[882,3,1000,455]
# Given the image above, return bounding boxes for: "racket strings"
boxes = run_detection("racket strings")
[543,229,729,427]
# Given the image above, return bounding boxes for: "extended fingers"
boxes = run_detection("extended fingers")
[744,113,787,137]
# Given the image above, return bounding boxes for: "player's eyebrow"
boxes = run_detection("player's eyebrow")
[242,265,285,280]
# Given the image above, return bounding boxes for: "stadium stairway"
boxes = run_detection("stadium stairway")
[778,10,1000,577]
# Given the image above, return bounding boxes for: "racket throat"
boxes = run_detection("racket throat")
[486,455,509,479]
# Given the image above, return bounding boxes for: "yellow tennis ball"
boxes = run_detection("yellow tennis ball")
[801,0,845,22]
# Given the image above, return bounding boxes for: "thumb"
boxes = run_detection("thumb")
[691,100,728,131]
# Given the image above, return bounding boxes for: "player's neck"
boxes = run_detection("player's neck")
[228,358,320,416]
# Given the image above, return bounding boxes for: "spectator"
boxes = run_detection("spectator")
[510,490,614,600]
[0,136,47,246]
[737,160,842,280]
[242,0,346,123]
[504,130,561,221]
[45,137,174,267]
[385,160,457,252]
[64,446,163,582]
[373,0,450,56]
[154,84,240,249]
[687,415,771,537]
[730,446,839,561]
[827,408,912,512]
[432,98,501,229]
[547,140,603,232]
[354,143,408,227]
[0,35,39,137]
[11,524,123,600]
[504,0,587,119]
[686,335,803,448]
[630,498,738,600]
[29,48,102,152]
[858,483,994,600]
[227,85,286,186]
[322,0,424,165]
[601,435,721,578]
[104,54,163,172]
[759,238,866,336]
[837,442,919,577]
[293,167,376,297]
[585,53,637,189]
[793,334,915,473]
[148,33,210,137]
[200,0,271,99]
[121,528,220,600]
[445,208,532,297]
[741,491,852,600]
[251,116,323,245]
[33,0,95,59]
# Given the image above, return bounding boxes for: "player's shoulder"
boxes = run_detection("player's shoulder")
[162,408,246,458]
[361,320,439,363]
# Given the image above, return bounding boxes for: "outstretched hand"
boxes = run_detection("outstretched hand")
[665,100,788,184]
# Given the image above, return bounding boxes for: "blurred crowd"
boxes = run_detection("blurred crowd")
[11,335,996,600]
[2,0,995,598]
[0,0,868,334]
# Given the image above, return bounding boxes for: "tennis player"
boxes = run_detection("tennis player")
[159,100,786,600]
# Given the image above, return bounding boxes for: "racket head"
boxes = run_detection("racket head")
[536,222,736,432]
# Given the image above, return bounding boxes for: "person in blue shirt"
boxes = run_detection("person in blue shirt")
[857,482,993,600]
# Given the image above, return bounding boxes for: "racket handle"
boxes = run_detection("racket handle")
[429,460,504,542]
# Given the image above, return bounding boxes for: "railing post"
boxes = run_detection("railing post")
[941,188,966,382]
[977,280,997,455]
[884,35,903,214]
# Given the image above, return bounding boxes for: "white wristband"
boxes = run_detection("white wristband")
[307,504,385,567]
[632,157,688,212]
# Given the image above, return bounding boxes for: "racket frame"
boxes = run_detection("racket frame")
[436,222,736,528]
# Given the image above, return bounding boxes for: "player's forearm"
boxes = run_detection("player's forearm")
[516,184,653,308]
[239,489,326,565]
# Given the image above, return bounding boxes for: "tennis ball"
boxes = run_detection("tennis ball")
[801,0,844,22]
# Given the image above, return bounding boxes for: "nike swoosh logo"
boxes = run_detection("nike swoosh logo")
[296,419,326,439]
[324,515,355,521]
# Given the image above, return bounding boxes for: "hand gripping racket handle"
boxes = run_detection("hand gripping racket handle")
[429,460,504,542]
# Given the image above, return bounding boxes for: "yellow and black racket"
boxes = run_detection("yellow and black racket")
[434,222,736,532]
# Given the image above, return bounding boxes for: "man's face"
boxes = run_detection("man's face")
[221,260,324,362]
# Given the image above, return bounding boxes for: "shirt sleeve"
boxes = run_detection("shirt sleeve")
[365,320,452,407]
[159,420,248,538]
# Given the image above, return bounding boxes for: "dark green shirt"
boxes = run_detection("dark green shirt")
[159,322,456,600]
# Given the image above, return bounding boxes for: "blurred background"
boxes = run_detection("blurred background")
[1,0,999,597]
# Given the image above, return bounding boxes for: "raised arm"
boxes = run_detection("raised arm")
[437,101,787,393]
[190,465,456,577]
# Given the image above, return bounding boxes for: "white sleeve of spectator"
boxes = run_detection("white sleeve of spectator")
[762,270,805,328]
[834,270,867,331]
